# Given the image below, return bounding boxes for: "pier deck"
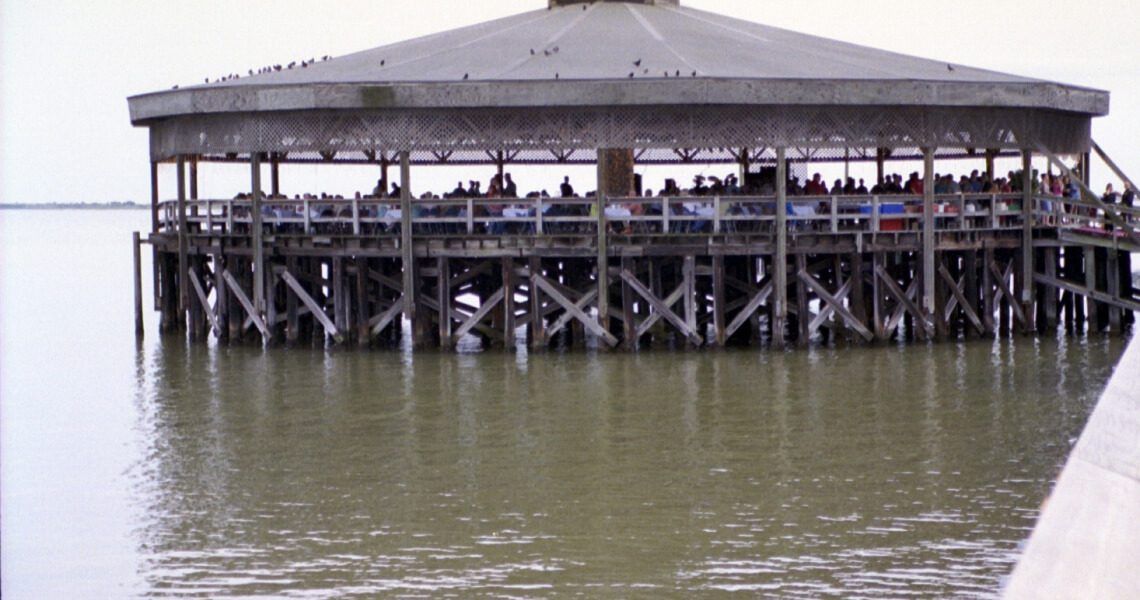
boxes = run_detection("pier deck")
[141,189,1137,350]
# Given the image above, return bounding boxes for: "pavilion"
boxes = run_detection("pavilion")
[127,0,1136,349]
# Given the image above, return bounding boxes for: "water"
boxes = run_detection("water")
[0,210,1128,598]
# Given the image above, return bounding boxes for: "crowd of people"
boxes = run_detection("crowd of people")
[230,167,1134,236]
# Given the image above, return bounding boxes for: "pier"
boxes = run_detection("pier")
[127,0,1137,350]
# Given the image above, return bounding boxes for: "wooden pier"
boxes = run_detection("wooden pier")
[138,152,1138,351]
[124,1,1133,351]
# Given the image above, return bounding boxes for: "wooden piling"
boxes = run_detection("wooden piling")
[133,232,144,338]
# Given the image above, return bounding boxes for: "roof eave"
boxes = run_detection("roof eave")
[129,79,1109,126]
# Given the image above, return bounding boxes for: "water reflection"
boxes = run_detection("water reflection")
[133,335,1125,597]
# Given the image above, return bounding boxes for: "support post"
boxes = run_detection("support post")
[176,156,188,322]
[774,147,788,349]
[502,257,516,349]
[251,153,265,316]
[922,147,936,318]
[529,257,546,350]
[400,151,416,333]
[683,256,697,346]
[438,257,453,350]
[596,150,610,337]
[622,256,637,350]
[1021,150,1035,334]
[133,231,144,337]
[796,254,809,345]
[712,254,727,347]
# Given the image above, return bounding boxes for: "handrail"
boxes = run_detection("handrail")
[153,191,1128,238]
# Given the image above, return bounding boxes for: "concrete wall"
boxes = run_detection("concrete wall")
[1004,338,1140,599]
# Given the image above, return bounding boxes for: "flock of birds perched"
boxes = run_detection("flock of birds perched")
[172,55,335,89]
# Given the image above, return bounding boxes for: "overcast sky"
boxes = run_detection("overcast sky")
[1,0,1138,203]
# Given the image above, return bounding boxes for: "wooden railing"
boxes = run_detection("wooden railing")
[155,192,1122,239]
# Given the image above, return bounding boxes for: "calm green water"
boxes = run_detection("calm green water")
[0,210,1129,598]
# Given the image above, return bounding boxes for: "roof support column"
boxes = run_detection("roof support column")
[400,151,415,327]
[1021,149,1035,334]
[250,153,265,319]
[149,160,160,234]
[922,147,936,325]
[189,156,199,200]
[270,153,281,197]
[773,147,788,349]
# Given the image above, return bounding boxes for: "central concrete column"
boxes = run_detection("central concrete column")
[599,148,635,197]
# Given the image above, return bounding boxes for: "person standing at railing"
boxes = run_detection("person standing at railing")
[1103,184,1120,232]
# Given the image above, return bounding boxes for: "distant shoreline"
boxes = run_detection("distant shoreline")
[0,202,147,210]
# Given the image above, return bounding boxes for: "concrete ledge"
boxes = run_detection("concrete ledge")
[1004,338,1140,599]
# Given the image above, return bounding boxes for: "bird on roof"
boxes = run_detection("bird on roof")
[530,49,535,55]
[381,59,386,66]
[634,59,642,67]
[947,64,955,72]
[629,72,634,78]
[463,73,469,80]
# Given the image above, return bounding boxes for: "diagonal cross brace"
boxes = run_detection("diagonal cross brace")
[280,269,342,341]
[222,269,270,340]
[798,271,873,341]
[619,269,703,346]
[875,265,933,338]
[189,266,221,337]
[534,275,619,347]
[938,265,985,334]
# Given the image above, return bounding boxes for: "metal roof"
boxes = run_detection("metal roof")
[129,1,1108,123]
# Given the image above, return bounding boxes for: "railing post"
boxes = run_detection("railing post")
[205,200,213,232]
[352,197,361,235]
[830,196,839,233]
[302,199,311,234]
[466,198,474,234]
[662,197,670,233]
[535,196,543,235]
[871,194,880,233]
[991,194,1000,229]
[713,196,722,233]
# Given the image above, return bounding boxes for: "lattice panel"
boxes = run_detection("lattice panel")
[149,105,1091,161]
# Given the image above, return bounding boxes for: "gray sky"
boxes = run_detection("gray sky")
[1,0,1138,203]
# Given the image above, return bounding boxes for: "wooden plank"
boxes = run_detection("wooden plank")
[875,264,932,337]
[502,258,516,347]
[280,269,340,340]
[885,279,919,337]
[368,297,405,337]
[725,280,773,340]
[188,267,221,337]
[453,287,504,342]
[222,269,270,339]
[535,275,619,347]
[1034,273,1140,314]
[989,260,1028,325]
[798,272,873,341]
[939,264,985,334]
[620,269,703,346]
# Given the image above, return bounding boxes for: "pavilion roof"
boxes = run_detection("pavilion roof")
[204,3,1041,86]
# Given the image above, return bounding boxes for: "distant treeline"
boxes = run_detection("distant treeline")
[0,202,146,210]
